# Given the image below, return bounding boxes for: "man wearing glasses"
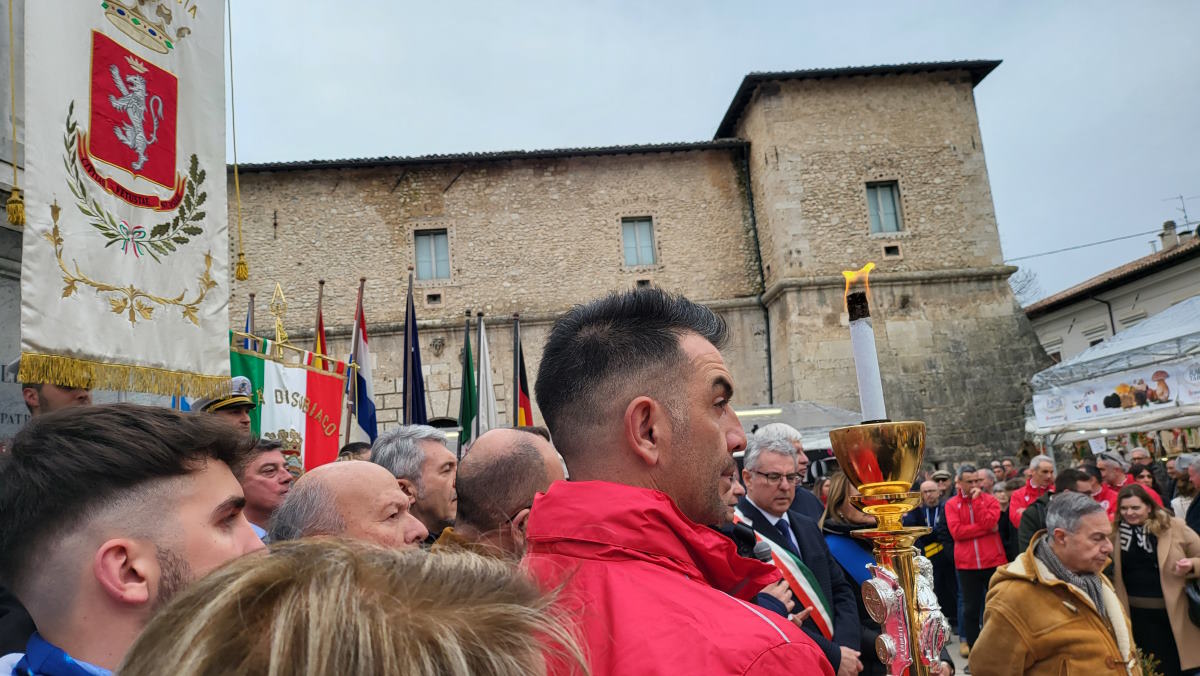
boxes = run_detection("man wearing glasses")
[737,437,864,676]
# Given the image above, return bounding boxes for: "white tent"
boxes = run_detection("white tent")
[1030,294,1200,441]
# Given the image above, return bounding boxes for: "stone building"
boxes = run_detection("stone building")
[228,60,1050,464]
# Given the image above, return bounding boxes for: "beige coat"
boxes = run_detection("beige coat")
[1111,515,1200,670]
[969,533,1140,676]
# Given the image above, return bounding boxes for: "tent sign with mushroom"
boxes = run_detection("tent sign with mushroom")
[1032,356,1200,426]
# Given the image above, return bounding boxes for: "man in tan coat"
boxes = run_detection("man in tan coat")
[969,492,1140,676]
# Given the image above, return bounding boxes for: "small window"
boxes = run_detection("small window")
[425,293,442,305]
[1089,338,1104,347]
[621,217,657,266]
[866,182,903,233]
[635,279,651,288]
[414,229,450,280]
[1048,352,1062,364]
[883,244,901,258]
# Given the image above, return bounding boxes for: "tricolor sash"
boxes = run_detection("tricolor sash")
[733,508,835,640]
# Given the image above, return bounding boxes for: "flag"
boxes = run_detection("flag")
[170,390,191,411]
[512,315,533,426]
[475,315,499,437]
[346,279,377,442]
[733,508,835,640]
[402,273,428,425]
[242,294,255,350]
[457,314,477,450]
[18,1,229,398]
[231,335,347,474]
[310,281,327,370]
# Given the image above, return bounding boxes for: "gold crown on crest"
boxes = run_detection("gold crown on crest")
[101,0,192,54]
[124,55,148,74]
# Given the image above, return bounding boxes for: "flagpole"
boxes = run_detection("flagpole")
[314,279,325,354]
[459,308,471,460]
[475,311,484,441]
[512,312,520,427]
[343,277,365,448]
[404,268,415,425]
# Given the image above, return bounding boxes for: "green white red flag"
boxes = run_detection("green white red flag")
[733,507,835,640]
[231,335,347,476]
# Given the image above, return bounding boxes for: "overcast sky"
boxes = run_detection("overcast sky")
[225,1,1200,303]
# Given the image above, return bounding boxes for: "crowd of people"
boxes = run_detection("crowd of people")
[1,286,1199,675]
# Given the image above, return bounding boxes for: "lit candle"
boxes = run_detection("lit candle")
[843,263,887,422]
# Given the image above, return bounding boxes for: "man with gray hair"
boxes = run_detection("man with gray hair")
[736,437,863,676]
[970,492,1136,673]
[269,460,427,548]
[1008,453,1055,528]
[371,424,458,545]
[1097,450,1164,514]
[753,423,824,520]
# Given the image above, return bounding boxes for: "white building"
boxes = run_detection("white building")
[1026,220,1200,362]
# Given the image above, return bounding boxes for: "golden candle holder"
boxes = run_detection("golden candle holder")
[829,420,950,676]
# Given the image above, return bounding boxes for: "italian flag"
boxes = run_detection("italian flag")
[230,336,347,474]
[734,508,835,640]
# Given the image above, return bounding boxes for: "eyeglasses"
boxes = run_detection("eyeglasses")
[753,470,802,485]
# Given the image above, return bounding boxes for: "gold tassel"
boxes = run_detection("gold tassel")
[5,187,22,226]
[235,252,249,280]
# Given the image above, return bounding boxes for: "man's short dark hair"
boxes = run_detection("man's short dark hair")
[232,437,283,479]
[534,287,727,459]
[456,437,548,533]
[515,425,551,442]
[338,441,372,459]
[0,403,251,595]
[1079,464,1103,484]
[1054,468,1088,493]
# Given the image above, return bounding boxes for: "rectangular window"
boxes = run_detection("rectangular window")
[621,217,657,266]
[414,229,450,280]
[866,182,903,233]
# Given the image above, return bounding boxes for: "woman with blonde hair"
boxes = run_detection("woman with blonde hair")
[1111,483,1200,676]
[119,539,587,676]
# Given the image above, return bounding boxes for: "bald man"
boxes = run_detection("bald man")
[268,460,427,548]
[433,428,565,558]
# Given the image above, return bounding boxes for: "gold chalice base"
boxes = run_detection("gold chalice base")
[851,492,922,532]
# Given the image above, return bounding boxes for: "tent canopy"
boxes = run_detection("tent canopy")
[734,400,862,451]
[1032,295,1200,389]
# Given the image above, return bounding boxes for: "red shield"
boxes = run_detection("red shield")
[88,31,177,189]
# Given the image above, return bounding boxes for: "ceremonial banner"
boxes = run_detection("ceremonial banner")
[18,2,229,396]
[231,336,347,476]
[1032,355,1200,427]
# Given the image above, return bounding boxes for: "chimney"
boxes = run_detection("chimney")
[1159,220,1179,250]
[1180,229,1195,245]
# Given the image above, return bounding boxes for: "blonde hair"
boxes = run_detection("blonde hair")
[119,539,587,676]
[819,472,854,530]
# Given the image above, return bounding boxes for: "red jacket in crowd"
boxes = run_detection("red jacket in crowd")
[1098,476,1163,519]
[1007,480,1052,527]
[524,480,834,676]
[945,490,1008,570]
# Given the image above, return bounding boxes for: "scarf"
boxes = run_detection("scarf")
[1034,537,1108,623]
[1118,521,1155,555]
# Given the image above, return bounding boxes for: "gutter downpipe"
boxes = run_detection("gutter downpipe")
[1092,296,1117,336]
[741,147,774,404]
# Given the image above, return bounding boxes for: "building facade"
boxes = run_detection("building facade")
[228,61,1050,463]
[1026,220,1200,363]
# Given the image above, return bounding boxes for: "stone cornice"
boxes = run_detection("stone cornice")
[760,265,1017,306]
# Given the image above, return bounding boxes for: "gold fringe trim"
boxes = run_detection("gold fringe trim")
[17,352,231,399]
[5,187,23,226]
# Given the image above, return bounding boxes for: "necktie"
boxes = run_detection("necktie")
[774,518,799,556]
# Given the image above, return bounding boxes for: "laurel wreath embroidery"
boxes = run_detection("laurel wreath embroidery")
[51,101,217,326]
[63,100,207,262]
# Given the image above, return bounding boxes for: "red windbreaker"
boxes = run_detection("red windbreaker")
[945,491,1008,569]
[1008,480,1051,527]
[524,480,834,676]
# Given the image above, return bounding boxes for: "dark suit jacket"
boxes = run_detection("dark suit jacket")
[1187,494,1200,536]
[790,486,826,521]
[737,497,860,659]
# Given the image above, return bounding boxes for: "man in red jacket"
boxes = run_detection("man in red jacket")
[945,464,1007,656]
[526,288,834,676]
[1007,454,1055,527]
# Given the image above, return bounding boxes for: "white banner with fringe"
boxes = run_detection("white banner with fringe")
[19,0,228,397]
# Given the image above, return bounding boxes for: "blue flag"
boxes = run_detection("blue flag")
[402,273,428,425]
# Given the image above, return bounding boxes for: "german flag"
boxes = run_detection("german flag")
[513,314,533,426]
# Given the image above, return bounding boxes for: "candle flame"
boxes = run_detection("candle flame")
[842,262,876,310]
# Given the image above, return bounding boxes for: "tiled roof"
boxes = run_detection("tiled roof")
[1025,236,1200,318]
[713,60,1001,138]
[232,139,749,173]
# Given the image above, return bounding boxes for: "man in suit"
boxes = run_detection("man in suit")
[738,437,864,676]
[752,423,825,521]
[903,480,957,632]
